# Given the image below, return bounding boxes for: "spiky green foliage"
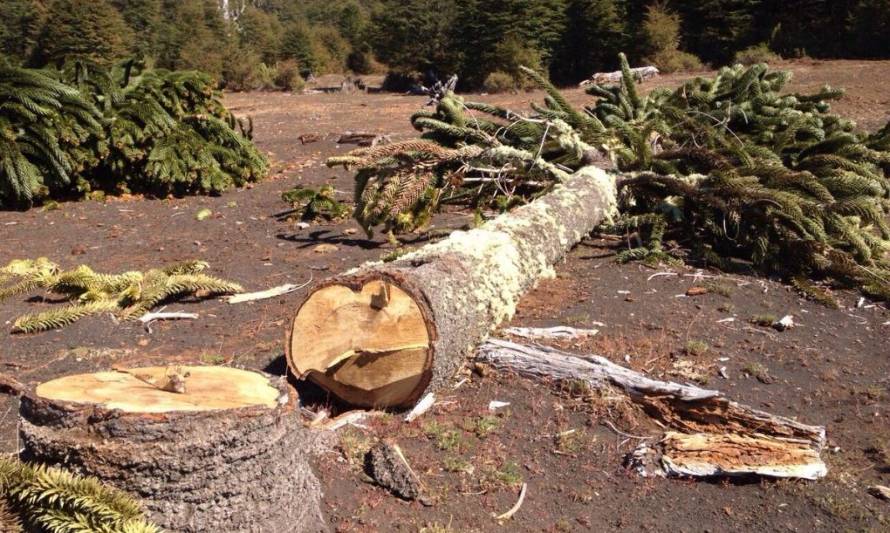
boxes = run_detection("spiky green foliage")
[280,184,349,221]
[0,496,23,533]
[0,456,160,533]
[0,258,242,333]
[329,59,890,303]
[1,60,267,209]
[0,64,104,207]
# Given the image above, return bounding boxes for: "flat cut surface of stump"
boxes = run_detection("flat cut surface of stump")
[35,366,281,412]
[20,366,328,532]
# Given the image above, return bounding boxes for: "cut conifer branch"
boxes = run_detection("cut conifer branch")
[18,366,327,532]
[0,456,160,533]
[287,165,618,408]
[326,57,890,303]
[0,258,241,333]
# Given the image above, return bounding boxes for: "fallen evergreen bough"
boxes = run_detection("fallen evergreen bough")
[329,55,890,303]
[0,456,160,533]
[0,258,242,333]
[0,59,267,209]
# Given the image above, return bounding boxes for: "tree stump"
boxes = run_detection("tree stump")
[18,366,328,533]
[287,166,618,408]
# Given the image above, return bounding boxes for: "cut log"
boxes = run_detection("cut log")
[19,366,328,532]
[477,338,827,480]
[579,66,660,86]
[287,166,618,408]
[337,132,390,147]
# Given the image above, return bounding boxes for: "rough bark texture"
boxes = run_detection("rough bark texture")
[18,375,330,533]
[288,166,617,407]
[364,442,424,501]
[478,339,827,480]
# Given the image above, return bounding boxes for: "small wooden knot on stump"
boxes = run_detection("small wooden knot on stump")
[18,366,328,533]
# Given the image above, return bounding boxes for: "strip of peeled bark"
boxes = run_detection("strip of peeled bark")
[287,166,617,408]
[19,366,328,532]
[477,339,827,480]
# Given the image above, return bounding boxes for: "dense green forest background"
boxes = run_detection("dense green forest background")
[2,0,890,91]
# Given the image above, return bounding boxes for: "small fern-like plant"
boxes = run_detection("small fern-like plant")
[0,258,242,333]
[0,456,160,533]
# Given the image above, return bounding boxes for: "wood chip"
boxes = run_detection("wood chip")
[404,393,435,423]
[868,485,890,501]
[227,278,312,304]
[313,244,339,254]
[503,326,599,340]
[494,482,527,521]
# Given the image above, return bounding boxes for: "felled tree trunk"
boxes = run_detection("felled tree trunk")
[287,166,618,408]
[19,366,328,533]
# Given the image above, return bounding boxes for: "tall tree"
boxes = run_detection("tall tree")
[850,0,890,58]
[672,0,762,64]
[34,0,132,66]
[551,0,626,84]
[238,5,283,64]
[155,0,233,79]
[451,0,567,88]
[369,0,458,77]
[111,0,161,59]
[762,0,859,58]
[0,0,47,64]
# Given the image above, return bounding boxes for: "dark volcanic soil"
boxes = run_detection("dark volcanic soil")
[2,60,890,532]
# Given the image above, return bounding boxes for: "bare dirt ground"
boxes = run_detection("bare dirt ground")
[2,60,889,532]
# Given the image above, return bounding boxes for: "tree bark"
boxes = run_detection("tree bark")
[18,366,329,533]
[287,166,618,408]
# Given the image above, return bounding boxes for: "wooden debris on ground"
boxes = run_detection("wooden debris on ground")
[580,65,659,86]
[772,315,796,331]
[337,132,391,147]
[227,278,313,304]
[660,432,826,479]
[503,325,599,341]
[298,134,320,145]
[477,338,827,480]
[494,482,527,521]
[138,311,199,332]
[313,410,381,431]
[0,373,25,396]
[868,485,890,501]
[365,441,428,503]
[404,392,436,423]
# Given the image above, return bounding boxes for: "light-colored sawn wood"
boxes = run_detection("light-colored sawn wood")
[35,366,280,413]
[289,279,431,407]
[21,366,327,532]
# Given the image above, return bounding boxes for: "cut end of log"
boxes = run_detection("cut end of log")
[288,277,433,408]
[34,366,281,413]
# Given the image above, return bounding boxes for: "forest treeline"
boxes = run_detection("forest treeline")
[2,0,890,91]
